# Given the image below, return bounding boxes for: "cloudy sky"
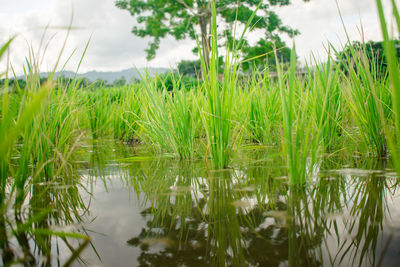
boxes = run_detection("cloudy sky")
[0,0,397,75]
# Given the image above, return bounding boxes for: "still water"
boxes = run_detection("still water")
[2,140,400,266]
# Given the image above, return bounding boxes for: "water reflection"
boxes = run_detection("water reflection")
[0,155,92,266]
[2,141,400,266]
[119,153,400,267]
[125,164,288,266]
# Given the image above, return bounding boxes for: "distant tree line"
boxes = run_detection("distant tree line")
[176,40,400,79]
[0,75,141,91]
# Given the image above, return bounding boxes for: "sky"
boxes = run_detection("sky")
[0,0,397,75]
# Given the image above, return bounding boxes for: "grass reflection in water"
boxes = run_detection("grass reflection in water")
[108,149,400,267]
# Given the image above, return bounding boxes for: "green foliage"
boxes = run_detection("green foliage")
[3,0,400,189]
[246,72,281,145]
[242,36,292,71]
[199,0,240,168]
[113,76,127,87]
[155,72,197,91]
[0,37,91,266]
[178,57,224,77]
[376,0,400,171]
[139,75,200,159]
[86,89,113,138]
[177,59,202,77]
[0,78,27,89]
[336,40,400,80]
[311,55,345,151]
[336,39,393,156]
[115,0,308,64]
[112,86,141,141]
[276,44,319,184]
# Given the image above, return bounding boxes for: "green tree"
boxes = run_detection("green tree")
[242,36,292,72]
[115,0,308,69]
[113,76,127,87]
[177,56,223,77]
[177,59,202,77]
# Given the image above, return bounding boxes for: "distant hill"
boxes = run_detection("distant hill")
[31,67,170,84]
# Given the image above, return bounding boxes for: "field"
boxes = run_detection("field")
[0,0,400,266]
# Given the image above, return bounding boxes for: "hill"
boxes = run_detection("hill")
[32,67,170,84]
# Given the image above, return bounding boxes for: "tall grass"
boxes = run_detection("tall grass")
[338,42,391,157]
[112,85,141,142]
[277,45,319,184]
[199,3,234,167]
[86,88,113,138]
[199,0,260,168]
[247,71,281,145]
[139,73,200,158]
[376,0,400,171]
[0,34,91,265]
[0,39,51,204]
[2,0,399,190]
[311,54,345,151]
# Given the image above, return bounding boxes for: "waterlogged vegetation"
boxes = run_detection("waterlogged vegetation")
[1,0,400,265]
[3,140,398,266]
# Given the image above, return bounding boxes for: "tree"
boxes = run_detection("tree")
[241,36,292,72]
[177,59,202,77]
[113,76,127,87]
[115,0,308,70]
[177,56,223,77]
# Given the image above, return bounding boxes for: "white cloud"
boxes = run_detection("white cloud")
[0,0,196,74]
[274,0,396,63]
[0,0,397,74]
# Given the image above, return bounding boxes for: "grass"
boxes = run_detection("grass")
[138,73,200,159]
[0,30,92,266]
[276,44,320,184]
[1,1,400,265]
[247,71,281,145]
[311,53,345,151]
[4,34,398,183]
[376,0,400,173]
[338,41,391,157]
[0,1,399,197]
[112,85,141,142]
[198,2,235,168]
[4,34,396,183]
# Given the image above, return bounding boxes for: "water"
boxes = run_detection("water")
[1,140,400,266]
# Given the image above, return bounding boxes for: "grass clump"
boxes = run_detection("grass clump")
[311,54,345,151]
[199,0,258,168]
[276,45,319,184]
[112,85,141,142]
[339,42,391,157]
[247,71,281,145]
[139,73,200,159]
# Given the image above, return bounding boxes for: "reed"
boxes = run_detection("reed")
[0,39,51,204]
[199,0,259,168]
[310,54,345,151]
[112,85,141,142]
[376,0,400,171]
[339,41,391,157]
[276,44,319,184]
[247,71,281,145]
[139,73,200,158]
